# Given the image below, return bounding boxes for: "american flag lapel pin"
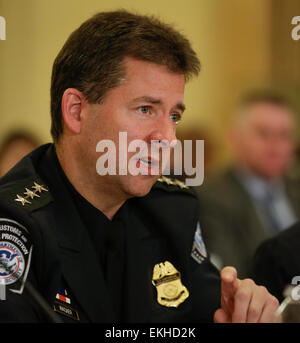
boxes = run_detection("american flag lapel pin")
[56,289,71,304]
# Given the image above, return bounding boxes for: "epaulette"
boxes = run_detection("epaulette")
[0,176,53,212]
[153,176,197,198]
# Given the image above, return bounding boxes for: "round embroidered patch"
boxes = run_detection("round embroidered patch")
[0,218,33,293]
[0,241,25,285]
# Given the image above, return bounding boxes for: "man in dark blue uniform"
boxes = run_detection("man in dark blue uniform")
[0,10,278,323]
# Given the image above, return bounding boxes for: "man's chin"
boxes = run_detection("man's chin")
[124,175,159,198]
[257,168,286,181]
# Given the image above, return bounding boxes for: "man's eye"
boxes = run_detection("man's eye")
[139,106,150,114]
[170,113,181,124]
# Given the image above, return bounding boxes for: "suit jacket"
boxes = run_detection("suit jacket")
[0,144,221,323]
[197,169,300,279]
[252,221,300,303]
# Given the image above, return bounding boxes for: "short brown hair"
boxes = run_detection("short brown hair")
[239,90,292,111]
[50,10,200,142]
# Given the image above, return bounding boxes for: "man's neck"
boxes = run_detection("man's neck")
[55,143,127,220]
[236,164,282,184]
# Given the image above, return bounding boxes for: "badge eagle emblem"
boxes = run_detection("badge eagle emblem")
[152,261,189,308]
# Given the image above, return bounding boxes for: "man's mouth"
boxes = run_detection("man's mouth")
[136,156,160,174]
[138,157,158,167]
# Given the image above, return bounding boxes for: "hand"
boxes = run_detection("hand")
[214,266,280,323]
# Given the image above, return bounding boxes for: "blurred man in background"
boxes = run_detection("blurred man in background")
[252,220,300,304]
[197,92,300,278]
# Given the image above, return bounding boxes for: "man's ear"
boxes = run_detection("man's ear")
[61,88,86,134]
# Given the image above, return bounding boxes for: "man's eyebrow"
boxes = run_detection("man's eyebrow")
[174,102,186,113]
[131,96,163,105]
[131,96,186,113]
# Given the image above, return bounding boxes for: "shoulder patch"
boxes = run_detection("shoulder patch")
[0,177,53,212]
[191,221,208,264]
[153,176,197,197]
[0,218,33,294]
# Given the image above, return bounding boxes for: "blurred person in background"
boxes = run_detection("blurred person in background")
[0,131,39,177]
[252,220,300,303]
[197,91,300,278]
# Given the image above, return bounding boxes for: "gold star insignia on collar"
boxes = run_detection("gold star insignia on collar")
[32,182,48,193]
[160,176,174,185]
[173,179,188,189]
[15,194,31,206]
[24,188,40,199]
[158,176,189,189]
[14,180,49,207]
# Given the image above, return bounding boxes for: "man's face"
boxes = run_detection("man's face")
[234,102,295,179]
[79,57,185,198]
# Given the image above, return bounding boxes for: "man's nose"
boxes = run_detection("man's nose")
[147,117,177,149]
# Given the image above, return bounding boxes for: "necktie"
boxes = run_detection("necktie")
[261,187,281,233]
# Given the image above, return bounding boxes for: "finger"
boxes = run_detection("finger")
[246,285,267,323]
[220,266,239,314]
[221,266,238,284]
[214,308,231,323]
[221,266,238,296]
[232,281,253,323]
[258,295,280,323]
